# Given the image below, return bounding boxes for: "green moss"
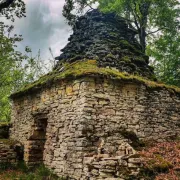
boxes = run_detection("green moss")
[133,56,145,62]
[121,56,131,62]
[10,59,180,98]
[147,154,173,173]
[109,32,119,38]
[106,53,116,59]
[69,55,84,62]
[120,40,142,54]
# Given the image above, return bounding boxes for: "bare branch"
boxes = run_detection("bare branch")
[83,2,95,11]
[146,28,167,36]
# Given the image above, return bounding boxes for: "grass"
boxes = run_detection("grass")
[10,59,180,98]
[0,162,65,180]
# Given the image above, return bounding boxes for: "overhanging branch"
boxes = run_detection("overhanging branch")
[0,0,15,12]
[146,28,169,36]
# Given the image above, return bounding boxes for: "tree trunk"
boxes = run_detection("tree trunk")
[139,27,146,53]
[138,2,151,53]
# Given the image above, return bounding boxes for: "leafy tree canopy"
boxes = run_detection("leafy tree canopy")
[0,0,26,21]
[63,0,180,86]
[0,0,26,121]
[147,31,180,86]
[0,0,54,121]
[63,0,179,52]
[0,24,52,121]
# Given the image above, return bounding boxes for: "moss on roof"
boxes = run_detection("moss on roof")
[10,60,180,98]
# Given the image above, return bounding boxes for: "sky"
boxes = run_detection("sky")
[11,0,71,61]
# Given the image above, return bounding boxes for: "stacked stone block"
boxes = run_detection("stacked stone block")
[55,9,154,79]
[10,76,180,179]
[0,140,20,163]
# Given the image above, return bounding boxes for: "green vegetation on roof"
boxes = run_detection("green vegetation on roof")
[11,60,180,98]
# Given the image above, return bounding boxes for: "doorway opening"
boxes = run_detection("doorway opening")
[25,114,48,165]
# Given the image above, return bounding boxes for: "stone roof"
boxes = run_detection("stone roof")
[10,60,180,99]
[10,10,180,98]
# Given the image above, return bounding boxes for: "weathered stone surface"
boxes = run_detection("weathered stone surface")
[8,8,180,180]
[10,76,180,179]
[55,9,154,79]
[0,140,23,163]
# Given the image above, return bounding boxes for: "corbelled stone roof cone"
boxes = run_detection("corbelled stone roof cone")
[56,9,155,79]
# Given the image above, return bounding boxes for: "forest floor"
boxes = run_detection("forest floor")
[0,163,63,180]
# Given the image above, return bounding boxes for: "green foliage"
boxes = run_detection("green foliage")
[147,32,180,87]
[0,25,53,122]
[0,0,26,22]
[35,164,52,177]
[63,0,96,25]
[63,0,180,84]
[0,23,24,121]
[98,0,179,51]
[0,0,53,122]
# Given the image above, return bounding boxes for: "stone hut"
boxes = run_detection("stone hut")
[10,10,180,179]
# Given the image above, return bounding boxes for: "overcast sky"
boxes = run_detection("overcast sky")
[11,0,71,60]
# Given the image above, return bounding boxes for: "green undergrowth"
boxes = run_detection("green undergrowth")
[11,60,180,98]
[138,141,180,180]
[0,162,66,180]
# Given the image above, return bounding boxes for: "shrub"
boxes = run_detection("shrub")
[139,141,180,180]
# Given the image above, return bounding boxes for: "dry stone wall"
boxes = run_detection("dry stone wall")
[83,78,180,142]
[10,76,180,179]
[0,124,23,164]
[10,78,91,177]
[0,140,22,164]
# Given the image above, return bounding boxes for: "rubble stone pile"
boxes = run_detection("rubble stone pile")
[55,9,154,79]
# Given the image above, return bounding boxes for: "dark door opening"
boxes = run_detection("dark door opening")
[25,115,48,165]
